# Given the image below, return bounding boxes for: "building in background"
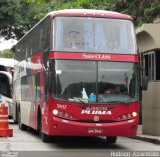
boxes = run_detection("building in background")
[136,23,160,136]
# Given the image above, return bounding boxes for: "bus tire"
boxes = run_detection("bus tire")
[106,136,117,144]
[18,109,27,131]
[37,109,50,143]
[13,104,18,124]
[14,104,19,124]
[41,132,50,143]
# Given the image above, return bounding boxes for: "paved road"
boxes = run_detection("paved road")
[0,121,160,157]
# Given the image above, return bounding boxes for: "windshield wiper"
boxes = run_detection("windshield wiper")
[105,101,129,104]
[78,99,88,104]
[68,97,88,104]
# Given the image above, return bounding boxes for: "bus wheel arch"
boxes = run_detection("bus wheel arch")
[18,105,27,131]
[37,105,41,132]
[13,103,19,123]
[37,105,50,143]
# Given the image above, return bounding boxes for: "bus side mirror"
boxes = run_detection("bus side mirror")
[142,76,148,91]
[11,45,16,53]
[48,60,52,93]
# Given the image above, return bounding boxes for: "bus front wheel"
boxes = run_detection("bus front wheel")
[38,112,50,143]
[18,110,27,131]
[41,132,50,143]
[106,136,117,144]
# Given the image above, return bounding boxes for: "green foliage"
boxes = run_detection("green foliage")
[0,0,39,40]
[0,0,20,39]
[115,0,160,27]
[0,49,14,58]
[27,0,160,27]
[0,0,159,40]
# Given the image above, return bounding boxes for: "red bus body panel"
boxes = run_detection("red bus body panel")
[36,52,139,137]
[50,52,139,62]
[42,98,139,136]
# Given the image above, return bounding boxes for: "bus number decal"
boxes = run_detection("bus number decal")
[57,104,67,109]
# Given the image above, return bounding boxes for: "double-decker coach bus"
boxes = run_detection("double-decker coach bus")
[13,9,139,143]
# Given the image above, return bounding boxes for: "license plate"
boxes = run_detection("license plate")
[88,128,103,134]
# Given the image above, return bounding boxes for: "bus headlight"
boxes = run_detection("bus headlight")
[132,112,137,117]
[58,112,63,116]
[117,112,137,121]
[64,113,69,118]
[53,109,58,115]
[53,110,74,120]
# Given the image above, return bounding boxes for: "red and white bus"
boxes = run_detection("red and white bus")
[13,9,139,143]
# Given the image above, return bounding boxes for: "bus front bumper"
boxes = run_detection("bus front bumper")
[46,116,138,137]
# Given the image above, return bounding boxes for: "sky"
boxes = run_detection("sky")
[0,38,17,51]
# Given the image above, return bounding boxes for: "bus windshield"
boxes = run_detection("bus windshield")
[53,17,136,54]
[51,60,139,104]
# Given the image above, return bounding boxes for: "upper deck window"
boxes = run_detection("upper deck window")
[53,17,137,54]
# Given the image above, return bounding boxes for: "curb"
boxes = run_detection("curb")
[132,135,160,144]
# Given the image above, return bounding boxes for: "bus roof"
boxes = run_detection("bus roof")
[0,58,17,68]
[49,9,133,20]
[16,9,133,46]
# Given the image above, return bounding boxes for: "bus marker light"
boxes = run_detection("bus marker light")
[53,124,57,128]
[64,113,69,118]
[127,114,131,118]
[122,115,127,119]
[131,125,136,130]
[53,109,58,115]
[132,112,137,117]
[58,112,63,116]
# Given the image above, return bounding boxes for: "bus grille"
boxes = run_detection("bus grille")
[75,120,117,123]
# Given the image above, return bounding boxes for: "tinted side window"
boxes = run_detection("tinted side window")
[0,74,11,98]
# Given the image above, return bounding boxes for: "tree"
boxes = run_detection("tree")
[0,0,39,40]
[27,0,160,27]
[0,49,14,58]
[115,0,160,26]
[27,0,116,13]
[0,0,159,40]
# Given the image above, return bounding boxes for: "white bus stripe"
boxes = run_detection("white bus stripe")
[0,115,8,117]
[0,120,8,122]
